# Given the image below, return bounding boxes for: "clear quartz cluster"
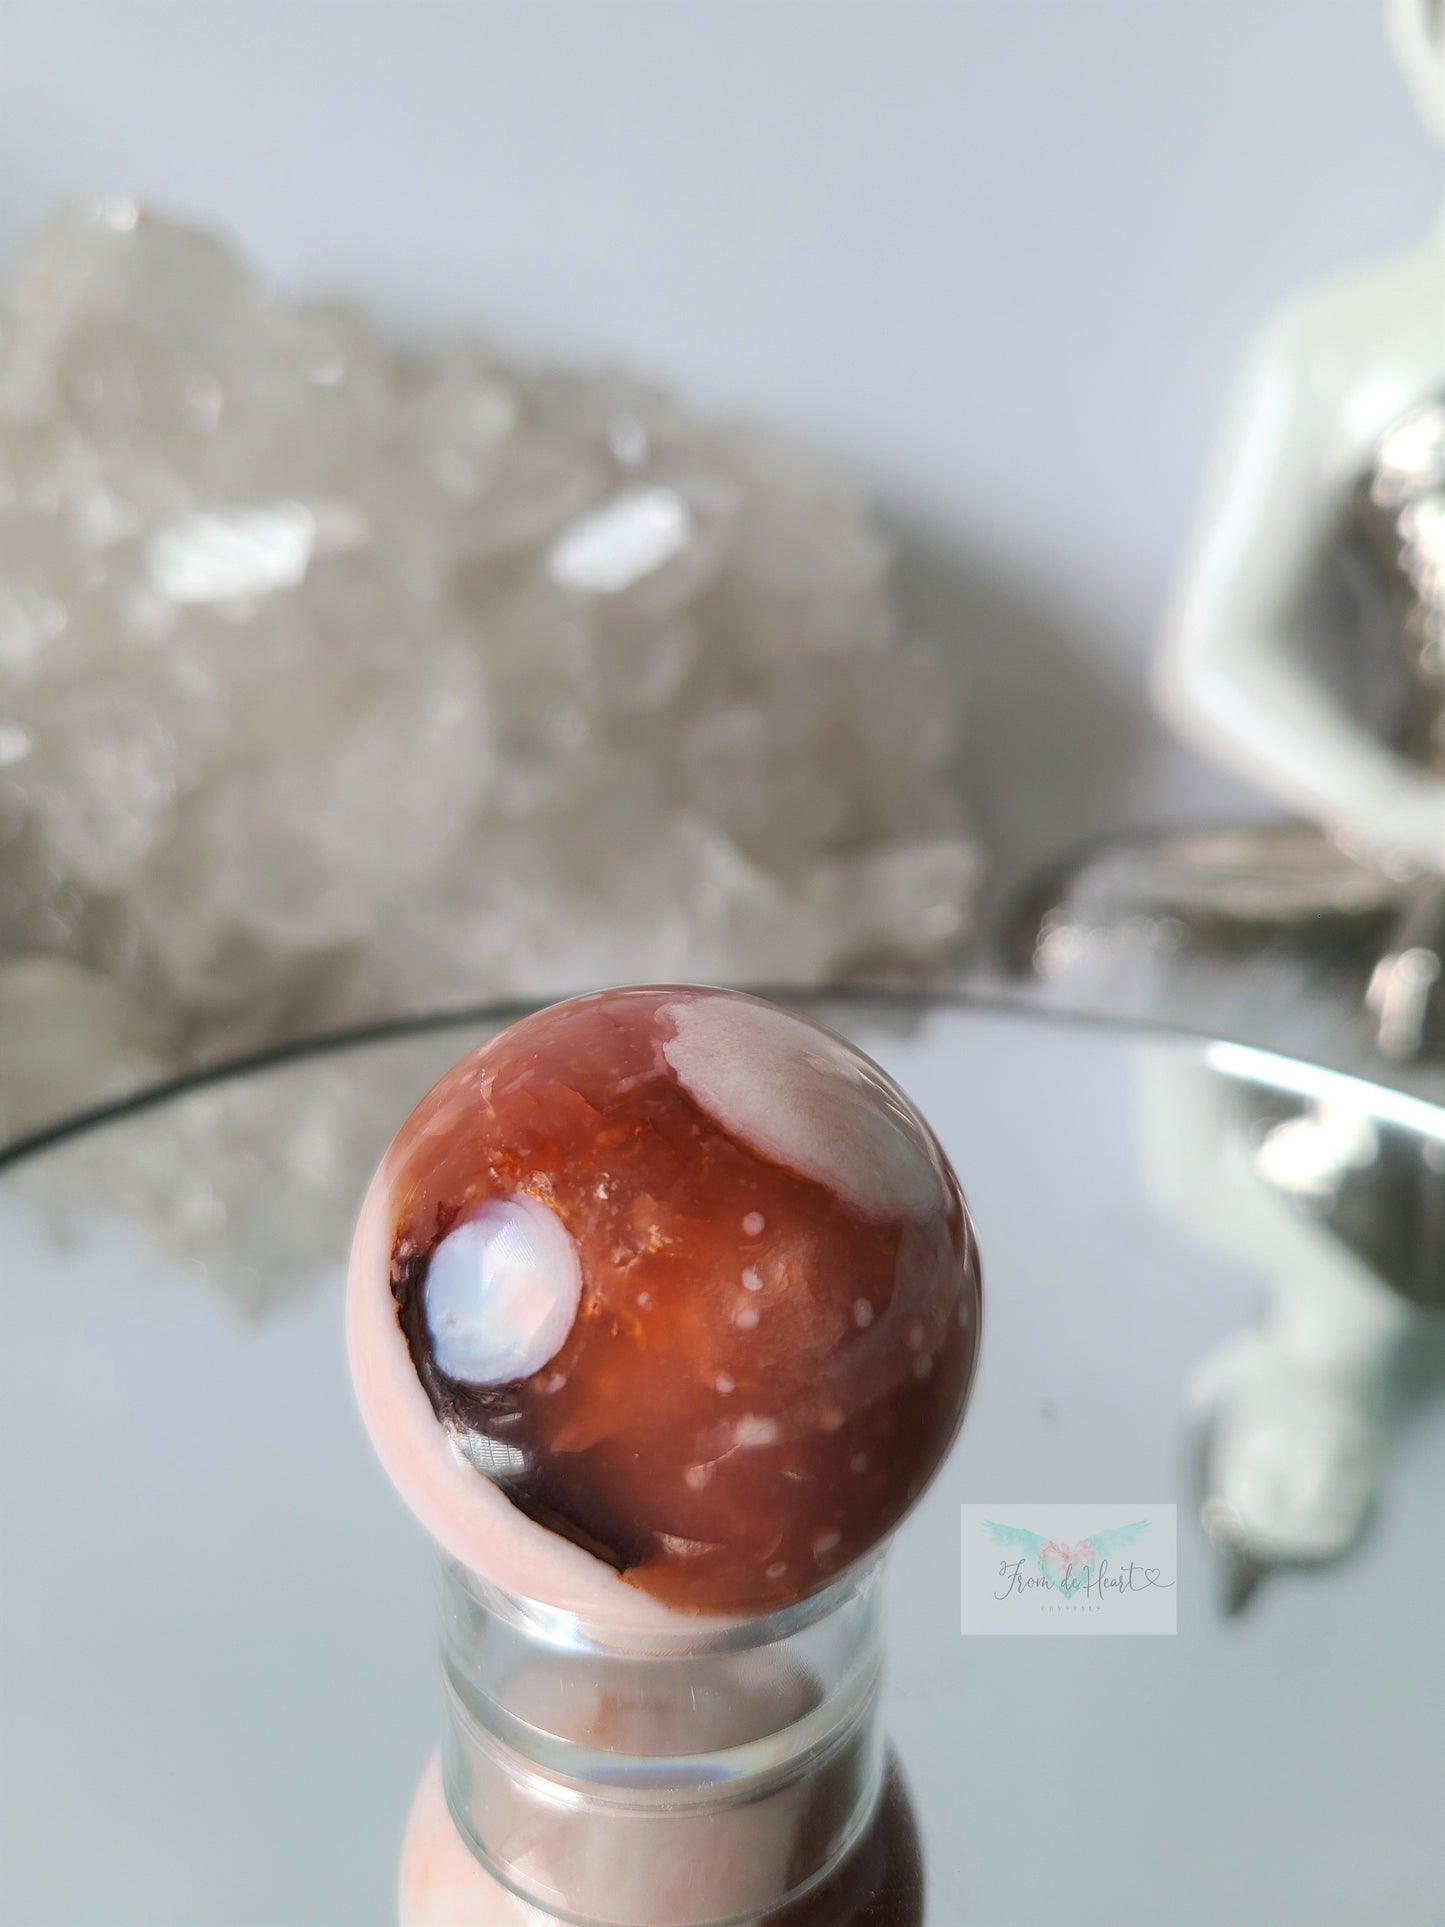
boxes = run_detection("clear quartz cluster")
[0,201,977,1074]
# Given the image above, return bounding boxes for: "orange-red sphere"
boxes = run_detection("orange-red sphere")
[384,986,981,1614]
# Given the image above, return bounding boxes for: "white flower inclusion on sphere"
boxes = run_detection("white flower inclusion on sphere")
[423,1196,582,1386]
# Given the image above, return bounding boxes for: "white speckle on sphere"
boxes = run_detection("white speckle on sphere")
[853,1299,874,1329]
[741,1266,764,1292]
[812,1529,842,1559]
[766,1561,787,1579]
[735,1304,760,1331]
[424,1195,582,1386]
[742,1212,766,1236]
[714,1373,736,1395]
[734,1415,780,1448]
[850,1451,871,1473]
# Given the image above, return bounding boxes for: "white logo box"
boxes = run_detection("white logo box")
[961,1503,1177,1636]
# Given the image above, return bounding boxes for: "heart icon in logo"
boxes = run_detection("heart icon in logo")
[1039,1539,1098,1576]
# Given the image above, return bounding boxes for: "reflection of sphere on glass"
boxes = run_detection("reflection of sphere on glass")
[398,1749,924,1927]
[350,986,981,1616]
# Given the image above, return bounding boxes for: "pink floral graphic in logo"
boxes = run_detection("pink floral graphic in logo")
[1038,1539,1099,1578]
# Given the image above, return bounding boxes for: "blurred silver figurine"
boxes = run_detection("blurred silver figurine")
[1011,0,1445,1593]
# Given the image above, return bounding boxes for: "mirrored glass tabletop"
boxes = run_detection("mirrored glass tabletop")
[3,996,1442,1926]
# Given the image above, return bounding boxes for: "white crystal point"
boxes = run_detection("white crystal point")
[547,485,694,594]
[147,502,316,604]
[424,1196,582,1386]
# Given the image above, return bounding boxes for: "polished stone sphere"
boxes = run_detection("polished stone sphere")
[371,986,981,1615]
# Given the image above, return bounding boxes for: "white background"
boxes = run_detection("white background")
[0,1,1438,910]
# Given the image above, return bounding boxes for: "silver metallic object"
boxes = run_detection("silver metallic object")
[1008,398,1445,1590]
[1013,397,1445,1076]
